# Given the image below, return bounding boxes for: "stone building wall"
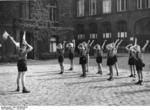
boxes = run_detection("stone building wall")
[0,0,75,61]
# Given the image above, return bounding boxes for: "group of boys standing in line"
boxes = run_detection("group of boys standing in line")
[57,38,149,85]
[1,30,149,93]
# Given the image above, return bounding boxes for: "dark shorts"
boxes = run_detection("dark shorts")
[96,56,102,63]
[17,60,27,72]
[135,59,145,71]
[107,56,116,66]
[58,55,64,63]
[69,53,74,60]
[128,57,136,65]
[114,55,117,63]
[79,56,87,65]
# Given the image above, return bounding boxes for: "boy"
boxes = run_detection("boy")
[3,31,33,93]
[133,39,149,85]
[57,41,66,74]
[66,40,75,71]
[93,40,107,74]
[106,39,123,80]
[78,43,87,77]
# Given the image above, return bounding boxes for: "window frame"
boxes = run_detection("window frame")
[89,0,97,16]
[102,0,112,14]
[117,0,127,12]
[77,0,85,17]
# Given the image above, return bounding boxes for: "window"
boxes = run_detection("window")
[89,0,97,15]
[77,24,85,39]
[137,0,143,9]
[90,34,97,39]
[102,22,111,39]
[89,23,98,39]
[78,34,85,39]
[48,1,58,21]
[137,0,150,9]
[103,0,112,13]
[117,0,127,12]
[77,0,85,17]
[117,21,127,38]
[49,37,57,53]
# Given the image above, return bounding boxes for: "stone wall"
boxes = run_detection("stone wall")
[0,1,21,61]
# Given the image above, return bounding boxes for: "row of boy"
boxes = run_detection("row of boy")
[57,38,149,85]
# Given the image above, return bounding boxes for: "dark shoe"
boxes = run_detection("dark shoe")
[107,73,111,75]
[96,71,100,74]
[69,68,73,71]
[97,71,102,75]
[129,74,134,77]
[22,88,30,93]
[107,77,113,81]
[139,80,143,85]
[116,72,119,76]
[59,72,63,74]
[135,81,141,85]
[15,87,19,92]
[80,74,86,77]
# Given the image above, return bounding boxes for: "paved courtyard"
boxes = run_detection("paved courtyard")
[0,54,150,106]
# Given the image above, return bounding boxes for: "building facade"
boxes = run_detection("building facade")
[0,0,74,61]
[73,0,150,53]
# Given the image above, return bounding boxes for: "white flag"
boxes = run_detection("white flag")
[2,31,9,40]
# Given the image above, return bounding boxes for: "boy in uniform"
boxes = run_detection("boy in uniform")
[93,40,107,74]
[78,43,87,77]
[3,31,33,93]
[57,41,66,74]
[66,40,75,71]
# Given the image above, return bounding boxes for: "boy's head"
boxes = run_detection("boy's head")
[106,43,114,50]
[68,42,74,48]
[57,43,63,49]
[79,43,85,50]
[82,42,87,47]
[95,44,101,50]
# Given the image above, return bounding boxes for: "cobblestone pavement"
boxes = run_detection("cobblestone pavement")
[0,54,150,106]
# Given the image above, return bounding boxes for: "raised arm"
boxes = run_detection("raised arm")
[93,44,98,50]
[72,39,76,48]
[134,38,137,46]
[102,40,107,49]
[62,41,66,48]
[87,40,90,46]
[23,31,26,41]
[9,36,20,48]
[142,40,149,52]
[125,44,133,51]
[116,39,123,49]
[89,40,94,47]
[26,42,33,53]
[114,39,119,47]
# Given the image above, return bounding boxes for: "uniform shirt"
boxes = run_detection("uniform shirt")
[85,45,90,55]
[69,47,75,54]
[17,48,28,60]
[57,48,65,56]
[79,49,86,57]
[95,49,103,57]
[107,48,116,58]
[129,50,135,59]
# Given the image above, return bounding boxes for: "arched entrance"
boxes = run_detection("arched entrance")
[134,18,150,52]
